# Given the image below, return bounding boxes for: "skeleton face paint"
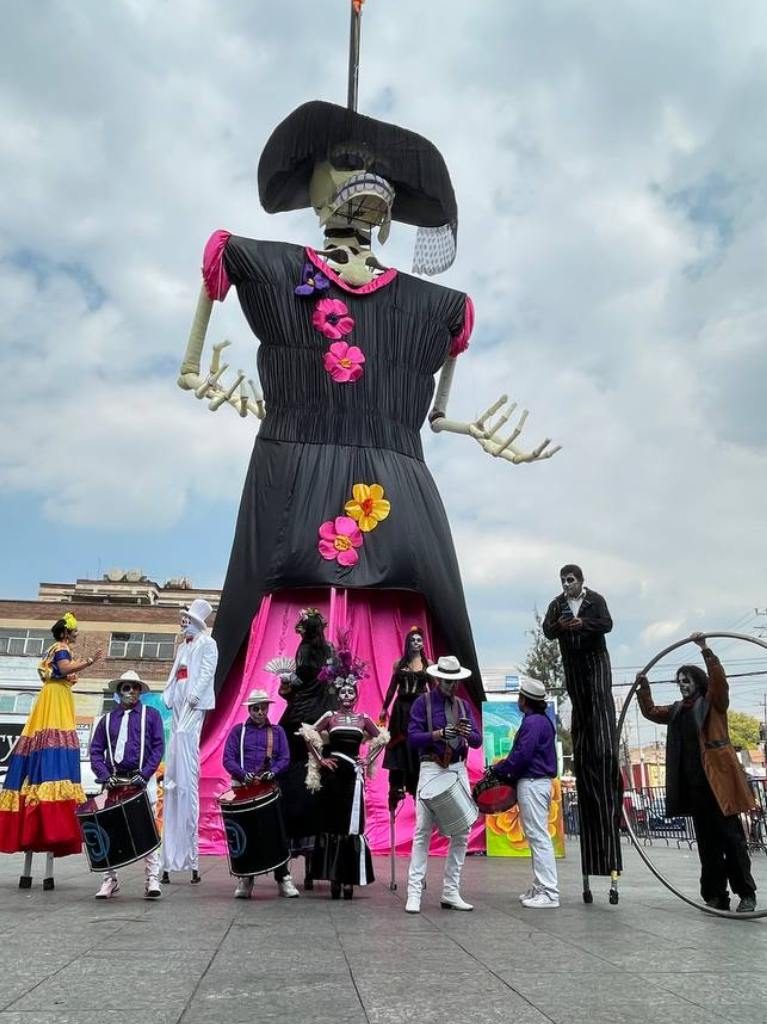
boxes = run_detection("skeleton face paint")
[180,613,200,638]
[338,681,358,709]
[119,683,142,708]
[248,703,270,725]
[677,671,696,699]
[408,633,424,655]
[561,574,582,599]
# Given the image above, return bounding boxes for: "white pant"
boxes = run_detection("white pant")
[104,846,160,886]
[407,761,471,899]
[162,706,205,872]
[517,777,558,898]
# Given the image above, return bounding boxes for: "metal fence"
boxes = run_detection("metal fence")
[561,781,767,854]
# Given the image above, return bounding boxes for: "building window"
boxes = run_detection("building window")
[0,628,51,658]
[0,691,37,713]
[109,632,176,661]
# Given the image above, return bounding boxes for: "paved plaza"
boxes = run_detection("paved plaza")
[1,841,766,1024]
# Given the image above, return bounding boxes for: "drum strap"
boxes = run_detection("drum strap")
[103,706,147,772]
[240,723,274,772]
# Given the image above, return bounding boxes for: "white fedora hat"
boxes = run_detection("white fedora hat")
[241,688,274,707]
[183,598,213,628]
[426,655,472,681]
[108,669,150,694]
[519,677,548,701]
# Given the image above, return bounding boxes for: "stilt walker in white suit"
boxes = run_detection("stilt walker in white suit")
[161,599,217,884]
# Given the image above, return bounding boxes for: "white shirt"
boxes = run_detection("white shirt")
[566,587,587,617]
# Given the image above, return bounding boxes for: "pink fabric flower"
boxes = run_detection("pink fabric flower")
[318,516,364,567]
[323,341,366,383]
[312,298,355,340]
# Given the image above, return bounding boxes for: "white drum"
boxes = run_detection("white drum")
[419,771,478,837]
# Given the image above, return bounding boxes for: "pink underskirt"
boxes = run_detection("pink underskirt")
[198,588,486,857]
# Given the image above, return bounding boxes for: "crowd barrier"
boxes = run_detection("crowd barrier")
[562,781,767,854]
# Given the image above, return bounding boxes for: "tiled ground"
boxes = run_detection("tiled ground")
[0,840,765,1024]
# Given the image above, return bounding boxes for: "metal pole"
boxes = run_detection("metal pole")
[347,1,363,111]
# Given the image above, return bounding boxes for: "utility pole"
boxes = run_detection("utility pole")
[760,693,767,763]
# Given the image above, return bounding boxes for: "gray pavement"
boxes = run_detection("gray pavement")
[1,840,766,1024]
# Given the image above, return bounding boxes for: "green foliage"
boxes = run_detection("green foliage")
[727,710,761,750]
[523,609,565,698]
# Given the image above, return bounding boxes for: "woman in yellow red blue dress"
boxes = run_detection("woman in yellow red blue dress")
[0,612,103,889]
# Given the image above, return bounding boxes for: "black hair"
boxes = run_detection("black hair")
[676,664,709,697]
[295,611,332,682]
[559,564,583,582]
[396,626,429,672]
[51,619,69,640]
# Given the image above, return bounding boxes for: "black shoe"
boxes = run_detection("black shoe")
[42,878,54,892]
[190,870,201,885]
[160,871,170,884]
[330,881,341,900]
[704,895,730,911]
[343,885,353,900]
[736,895,756,913]
[18,875,32,890]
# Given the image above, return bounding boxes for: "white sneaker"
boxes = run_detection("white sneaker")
[95,877,120,900]
[405,895,421,914]
[519,886,538,903]
[144,882,162,900]
[440,893,474,911]
[278,875,300,898]
[521,891,559,909]
[234,877,254,899]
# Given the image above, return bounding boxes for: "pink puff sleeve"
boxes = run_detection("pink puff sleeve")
[449,295,475,357]
[202,229,232,301]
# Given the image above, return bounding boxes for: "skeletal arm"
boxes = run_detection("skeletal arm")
[177,284,265,420]
[428,355,560,465]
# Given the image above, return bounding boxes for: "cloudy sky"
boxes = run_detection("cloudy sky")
[2,1,766,717]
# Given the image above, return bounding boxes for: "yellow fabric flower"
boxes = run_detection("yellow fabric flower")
[62,612,78,631]
[344,483,391,533]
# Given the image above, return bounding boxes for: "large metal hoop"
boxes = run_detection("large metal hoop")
[617,631,767,920]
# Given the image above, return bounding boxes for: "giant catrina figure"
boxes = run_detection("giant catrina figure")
[181,99,557,849]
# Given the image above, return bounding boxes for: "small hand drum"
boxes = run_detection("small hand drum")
[472,772,517,814]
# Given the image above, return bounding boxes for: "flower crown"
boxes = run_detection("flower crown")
[317,631,366,690]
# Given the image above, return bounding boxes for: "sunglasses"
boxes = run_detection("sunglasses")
[120,683,142,693]
[562,576,579,584]
[249,703,269,711]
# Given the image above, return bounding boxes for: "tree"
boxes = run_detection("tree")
[727,710,761,751]
[523,609,565,700]
[524,609,572,762]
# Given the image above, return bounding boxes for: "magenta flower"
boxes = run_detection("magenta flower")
[323,341,366,383]
[312,298,355,340]
[318,516,363,567]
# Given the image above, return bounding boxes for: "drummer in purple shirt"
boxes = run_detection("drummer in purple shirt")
[490,678,559,909]
[405,655,481,914]
[222,688,299,900]
[89,670,165,900]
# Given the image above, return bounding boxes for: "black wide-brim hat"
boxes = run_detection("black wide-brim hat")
[258,101,458,274]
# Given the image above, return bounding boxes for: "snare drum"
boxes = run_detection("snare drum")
[218,782,289,877]
[419,771,478,837]
[472,773,518,814]
[77,787,160,872]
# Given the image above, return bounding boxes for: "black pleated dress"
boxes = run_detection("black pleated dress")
[205,233,484,708]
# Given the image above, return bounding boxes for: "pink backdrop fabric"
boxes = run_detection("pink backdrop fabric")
[199,588,486,857]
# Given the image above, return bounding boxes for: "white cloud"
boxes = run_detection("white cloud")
[1,0,766,679]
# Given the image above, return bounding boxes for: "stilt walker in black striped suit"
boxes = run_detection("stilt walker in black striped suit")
[543,565,623,904]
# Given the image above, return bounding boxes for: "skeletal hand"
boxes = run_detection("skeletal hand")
[468,395,559,464]
[178,339,266,420]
